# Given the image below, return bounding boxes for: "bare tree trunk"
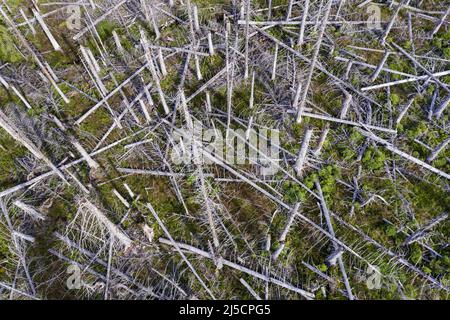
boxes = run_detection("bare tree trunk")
[315,180,354,300]
[294,128,314,177]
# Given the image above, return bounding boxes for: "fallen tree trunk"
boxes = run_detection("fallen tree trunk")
[159,237,315,299]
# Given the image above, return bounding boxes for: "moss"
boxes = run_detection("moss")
[79,108,112,136]
[0,223,14,281]
[405,121,427,139]
[349,128,364,144]
[282,181,307,204]
[443,47,450,60]
[318,165,341,200]
[292,122,304,139]
[96,20,118,41]
[409,243,423,264]
[1,0,23,10]
[433,37,444,49]
[0,25,23,63]
[390,93,401,107]
[318,263,328,272]
[388,56,414,80]
[232,83,263,117]
[385,225,397,237]
[342,148,356,161]
[362,147,386,171]
[48,199,71,221]
[0,130,27,188]
[200,54,223,79]
[46,50,73,68]
[423,266,432,275]
[410,181,450,215]
[432,156,447,168]
[186,174,197,186]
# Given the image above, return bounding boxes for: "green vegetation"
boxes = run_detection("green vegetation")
[0,0,448,301]
[0,25,22,63]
